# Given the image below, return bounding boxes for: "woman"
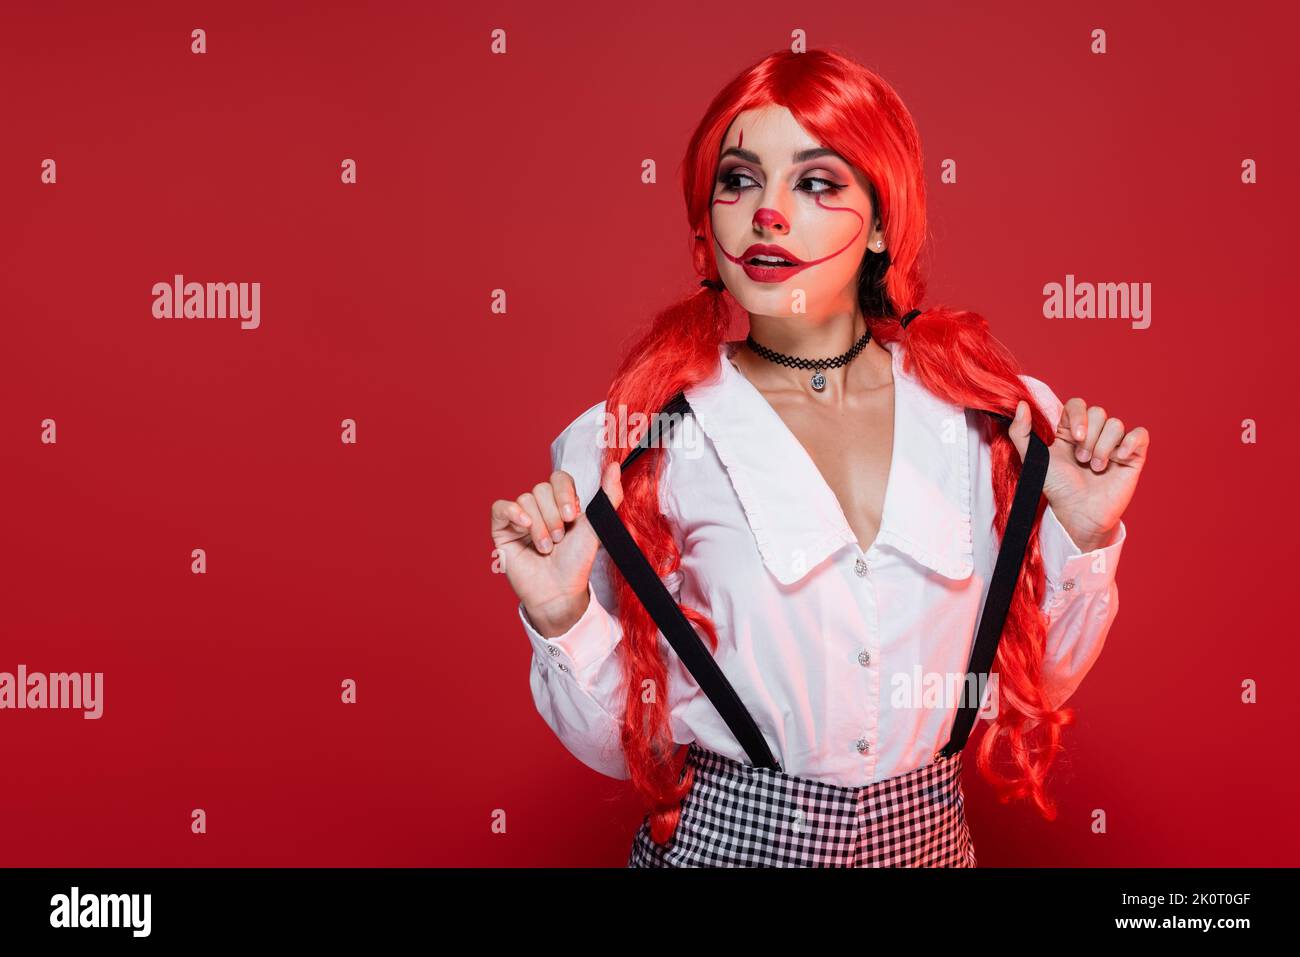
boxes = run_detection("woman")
[490,48,1148,867]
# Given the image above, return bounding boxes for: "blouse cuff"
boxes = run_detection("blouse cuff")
[519,581,621,678]
[1040,505,1126,596]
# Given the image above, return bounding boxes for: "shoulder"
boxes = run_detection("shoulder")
[550,399,607,459]
[547,399,609,502]
[550,397,687,525]
[1018,373,1066,428]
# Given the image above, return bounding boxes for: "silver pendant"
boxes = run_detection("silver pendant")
[811,370,827,392]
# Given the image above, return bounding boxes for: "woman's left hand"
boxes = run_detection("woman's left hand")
[1009,397,1150,553]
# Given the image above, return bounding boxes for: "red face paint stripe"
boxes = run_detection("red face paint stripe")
[712,194,864,274]
[794,195,864,267]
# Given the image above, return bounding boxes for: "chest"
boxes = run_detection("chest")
[762,386,895,553]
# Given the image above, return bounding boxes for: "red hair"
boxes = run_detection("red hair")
[600,47,1071,845]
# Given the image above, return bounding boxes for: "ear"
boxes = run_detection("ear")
[1008,399,1032,463]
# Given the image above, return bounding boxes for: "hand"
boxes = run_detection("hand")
[1009,396,1149,553]
[490,460,625,637]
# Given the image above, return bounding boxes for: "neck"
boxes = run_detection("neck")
[756,310,864,348]
[738,306,889,396]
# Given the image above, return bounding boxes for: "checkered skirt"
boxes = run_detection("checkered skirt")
[627,741,977,867]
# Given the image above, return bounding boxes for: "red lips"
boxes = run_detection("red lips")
[739,243,804,265]
[730,242,808,283]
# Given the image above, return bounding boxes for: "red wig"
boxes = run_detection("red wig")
[601,47,1071,845]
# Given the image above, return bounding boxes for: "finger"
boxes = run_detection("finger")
[516,492,552,554]
[551,469,581,523]
[1088,417,1126,470]
[1075,404,1107,462]
[490,498,534,542]
[1061,397,1088,443]
[1008,399,1031,462]
[601,460,625,510]
[1113,425,1150,464]
[532,481,565,544]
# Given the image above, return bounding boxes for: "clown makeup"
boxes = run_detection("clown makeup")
[711,105,882,316]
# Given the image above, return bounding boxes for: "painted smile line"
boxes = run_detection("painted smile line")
[712,193,865,284]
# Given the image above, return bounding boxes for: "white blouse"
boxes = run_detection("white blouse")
[519,337,1126,786]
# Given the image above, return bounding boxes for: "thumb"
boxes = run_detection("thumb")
[601,459,625,510]
[1008,399,1031,463]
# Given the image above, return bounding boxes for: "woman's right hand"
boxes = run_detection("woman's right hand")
[491,460,624,638]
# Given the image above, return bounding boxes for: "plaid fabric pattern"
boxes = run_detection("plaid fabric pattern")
[628,742,976,868]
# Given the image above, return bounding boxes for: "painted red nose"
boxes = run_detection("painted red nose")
[753,207,788,232]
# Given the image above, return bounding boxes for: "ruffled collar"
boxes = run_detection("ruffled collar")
[682,337,974,585]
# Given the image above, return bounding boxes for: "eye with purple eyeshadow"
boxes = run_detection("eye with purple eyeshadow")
[718,170,847,195]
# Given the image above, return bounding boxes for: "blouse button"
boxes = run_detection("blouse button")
[855,737,870,754]
[857,649,871,667]
[557,663,569,672]
[546,644,560,657]
[1062,580,1076,591]
[854,557,869,577]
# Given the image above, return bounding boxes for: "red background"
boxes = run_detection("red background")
[1,0,1296,866]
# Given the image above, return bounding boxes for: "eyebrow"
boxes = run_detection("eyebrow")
[719,146,845,166]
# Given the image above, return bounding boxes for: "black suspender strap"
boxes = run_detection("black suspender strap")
[937,420,1050,758]
[899,304,1052,756]
[582,392,784,772]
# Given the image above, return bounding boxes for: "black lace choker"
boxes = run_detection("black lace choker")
[744,327,872,393]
